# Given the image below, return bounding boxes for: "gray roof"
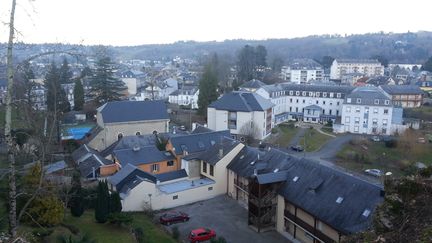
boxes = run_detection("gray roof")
[208,91,274,112]
[239,79,266,89]
[260,83,354,95]
[108,164,157,193]
[155,169,188,182]
[227,146,384,235]
[71,144,98,162]
[345,86,392,106]
[78,154,112,178]
[192,137,240,165]
[170,130,231,155]
[304,104,322,110]
[380,85,424,95]
[336,59,381,64]
[114,135,158,151]
[114,146,175,166]
[288,58,322,70]
[44,160,67,174]
[98,100,169,124]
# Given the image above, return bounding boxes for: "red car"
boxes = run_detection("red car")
[188,228,216,242]
[159,211,189,225]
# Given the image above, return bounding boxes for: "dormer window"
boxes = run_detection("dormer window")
[385,100,390,105]
[356,98,361,104]
[336,197,344,204]
[316,92,320,97]
[347,98,351,103]
[374,99,379,105]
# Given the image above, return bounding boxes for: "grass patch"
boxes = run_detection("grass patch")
[335,135,432,176]
[266,123,299,147]
[299,129,333,152]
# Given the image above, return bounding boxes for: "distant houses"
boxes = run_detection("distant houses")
[168,85,199,109]
[280,59,324,84]
[330,59,384,80]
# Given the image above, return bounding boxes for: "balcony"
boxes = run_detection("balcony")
[284,210,336,243]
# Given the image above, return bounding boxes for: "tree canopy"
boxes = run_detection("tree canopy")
[44,62,70,113]
[198,64,219,115]
[421,56,432,72]
[237,45,268,84]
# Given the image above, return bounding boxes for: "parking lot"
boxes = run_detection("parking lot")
[159,195,289,243]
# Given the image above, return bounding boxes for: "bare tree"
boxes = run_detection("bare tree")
[5,0,18,238]
[239,121,259,145]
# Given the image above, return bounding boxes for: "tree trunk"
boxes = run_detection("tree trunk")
[5,0,17,238]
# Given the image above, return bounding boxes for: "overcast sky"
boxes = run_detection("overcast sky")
[0,0,430,46]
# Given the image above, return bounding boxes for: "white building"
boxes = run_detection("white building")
[335,86,406,135]
[280,59,323,84]
[207,91,275,140]
[168,86,199,109]
[140,78,178,100]
[330,59,384,80]
[256,83,354,124]
[61,83,75,110]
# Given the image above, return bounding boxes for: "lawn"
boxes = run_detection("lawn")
[335,135,432,176]
[299,128,333,152]
[43,211,175,243]
[265,123,299,147]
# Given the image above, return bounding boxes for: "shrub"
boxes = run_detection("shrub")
[107,212,133,226]
[419,166,432,178]
[27,196,64,226]
[172,226,180,240]
[134,227,145,243]
[384,139,398,148]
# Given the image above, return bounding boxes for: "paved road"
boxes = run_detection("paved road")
[160,195,289,243]
[287,127,306,147]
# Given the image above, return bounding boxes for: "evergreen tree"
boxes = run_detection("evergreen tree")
[44,62,70,113]
[255,45,267,67]
[59,58,73,84]
[70,172,84,217]
[198,64,218,115]
[95,180,110,223]
[421,56,432,72]
[89,55,126,105]
[109,191,122,213]
[73,79,85,111]
[237,45,268,83]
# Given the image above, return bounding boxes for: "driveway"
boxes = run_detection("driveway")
[159,195,290,243]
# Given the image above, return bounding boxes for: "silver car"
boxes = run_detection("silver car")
[365,169,383,177]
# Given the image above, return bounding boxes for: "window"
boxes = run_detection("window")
[302,99,305,104]
[316,92,320,97]
[347,98,351,103]
[355,117,360,124]
[346,106,351,112]
[296,99,299,103]
[372,118,378,125]
[356,98,361,104]
[173,195,178,200]
[152,164,159,172]
[203,161,207,173]
[301,91,306,96]
[385,100,390,105]
[383,119,388,126]
[135,132,141,136]
[330,92,334,98]
[296,91,300,96]
[228,112,237,129]
[384,109,389,114]
[382,128,387,134]
[373,108,378,114]
[290,98,293,102]
[323,92,327,97]
[345,117,350,123]
[309,92,313,97]
[208,187,213,191]
[210,165,214,176]
[355,107,360,113]
[289,91,293,95]
[337,101,340,106]
[374,99,379,105]
[316,100,319,104]
[167,161,174,166]
[354,126,359,132]
[337,93,341,98]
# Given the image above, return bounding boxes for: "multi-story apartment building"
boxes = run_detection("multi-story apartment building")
[335,86,405,135]
[330,59,384,80]
[256,83,354,124]
[280,59,323,84]
[207,92,274,140]
[379,85,424,108]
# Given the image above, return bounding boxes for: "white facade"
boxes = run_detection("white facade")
[121,78,138,96]
[168,88,199,109]
[281,67,323,84]
[330,59,384,80]
[207,108,272,140]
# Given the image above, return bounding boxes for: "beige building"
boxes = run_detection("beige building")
[88,100,169,151]
[379,85,424,108]
[330,59,384,80]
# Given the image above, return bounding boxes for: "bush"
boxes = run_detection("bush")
[107,212,133,226]
[384,139,398,148]
[27,196,64,226]
[419,166,432,178]
[172,226,180,240]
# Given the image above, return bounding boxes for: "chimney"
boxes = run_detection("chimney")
[218,148,224,159]
[192,123,197,131]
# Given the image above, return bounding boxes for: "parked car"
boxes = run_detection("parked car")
[188,228,216,243]
[290,145,304,152]
[364,169,383,177]
[371,136,380,142]
[179,125,187,131]
[159,211,189,225]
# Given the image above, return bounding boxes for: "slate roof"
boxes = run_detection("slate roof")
[113,135,158,151]
[114,146,175,166]
[337,59,381,64]
[71,144,98,162]
[239,79,266,89]
[192,137,240,165]
[288,58,322,70]
[380,85,424,95]
[78,154,112,178]
[44,160,67,174]
[208,91,274,112]
[260,83,354,95]
[155,169,188,182]
[108,164,157,194]
[227,145,384,235]
[98,100,169,124]
[169,130,231,155]
[345,86,392,106]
